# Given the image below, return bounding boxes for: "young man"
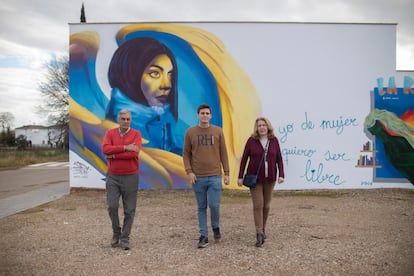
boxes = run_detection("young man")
[102,109,142,250]
[182,104,230,248]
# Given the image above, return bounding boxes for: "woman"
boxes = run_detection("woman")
[237,117,285,247]
[106,37,182,154]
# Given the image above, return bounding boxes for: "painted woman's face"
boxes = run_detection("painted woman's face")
[141,54,174,107]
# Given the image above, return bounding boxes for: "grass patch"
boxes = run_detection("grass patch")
[20,206,45,214]
[0,148,68,168]
[61,207,77,211]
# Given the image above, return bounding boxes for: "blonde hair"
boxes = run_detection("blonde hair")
[252,117,275,139]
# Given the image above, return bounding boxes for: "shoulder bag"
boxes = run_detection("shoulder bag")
[243,140,269,188]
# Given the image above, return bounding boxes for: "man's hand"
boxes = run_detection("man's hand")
[105,154,115,159]
[124,144,140,152]
[223,175,230,185]
[188,172,197,185]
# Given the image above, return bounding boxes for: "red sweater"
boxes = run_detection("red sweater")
[102,128,142,175]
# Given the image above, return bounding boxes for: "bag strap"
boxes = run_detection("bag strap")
[255,139,269,174]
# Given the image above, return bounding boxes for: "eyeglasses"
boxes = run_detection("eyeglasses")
[120,118,131,121]
[199,112,210,115]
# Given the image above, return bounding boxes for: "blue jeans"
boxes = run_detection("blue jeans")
[192,175,222,237]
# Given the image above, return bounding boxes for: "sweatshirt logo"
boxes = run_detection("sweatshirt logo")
[197,134,214,146]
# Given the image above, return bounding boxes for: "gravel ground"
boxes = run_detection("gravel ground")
[1,188,413,276]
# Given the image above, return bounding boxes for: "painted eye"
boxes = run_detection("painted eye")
[149,71,160,78]
[168,71,173,79]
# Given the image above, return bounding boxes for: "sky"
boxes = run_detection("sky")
[0,0,413,128]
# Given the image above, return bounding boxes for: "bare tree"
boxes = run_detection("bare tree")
[0,112,15,131]
[37,54,69,148]
[47,126,66,148]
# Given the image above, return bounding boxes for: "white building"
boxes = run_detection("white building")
[14,125,63,147]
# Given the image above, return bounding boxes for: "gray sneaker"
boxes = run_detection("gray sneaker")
[213,227,221,242]
[198,236,209,248]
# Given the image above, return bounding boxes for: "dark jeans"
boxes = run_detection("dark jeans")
[106,173,139,242]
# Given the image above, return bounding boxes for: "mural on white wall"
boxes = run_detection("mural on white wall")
[69,23,259,189]
[363,76,414,184]
[69,22,413,190]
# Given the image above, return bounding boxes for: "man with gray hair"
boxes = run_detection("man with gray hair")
[102,109,142,250]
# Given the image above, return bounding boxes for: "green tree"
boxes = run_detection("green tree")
[37,55,69,149]
[15,134,29,150]
[0,127,15,147]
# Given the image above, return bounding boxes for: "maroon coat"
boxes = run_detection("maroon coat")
[238,137,284,183]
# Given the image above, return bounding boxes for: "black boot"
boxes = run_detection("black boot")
[255,233,263,247]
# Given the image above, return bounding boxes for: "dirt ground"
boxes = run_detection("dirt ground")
[0,188,413,276]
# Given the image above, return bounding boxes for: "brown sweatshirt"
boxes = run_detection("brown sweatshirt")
[183,125,229,176]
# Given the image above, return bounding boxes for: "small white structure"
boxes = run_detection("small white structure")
[14,125,63,147]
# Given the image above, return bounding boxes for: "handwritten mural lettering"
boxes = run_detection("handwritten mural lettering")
[282,147,317,165]
[324,150,350,162]
[301,159,345,185]
[301,112,315,131]
[319,116,358,135]
[278,112,359,185]
[278,123,294,143]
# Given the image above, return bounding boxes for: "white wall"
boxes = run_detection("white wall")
[191,23,412,190]
[15,127,49,146]
[69,22,413,190]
